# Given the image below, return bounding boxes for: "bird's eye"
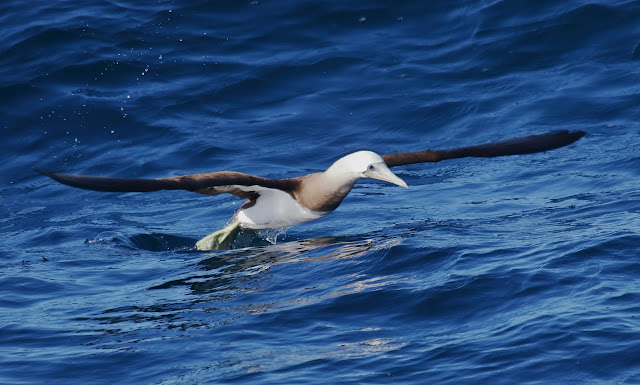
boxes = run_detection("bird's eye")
[367,164,375,171]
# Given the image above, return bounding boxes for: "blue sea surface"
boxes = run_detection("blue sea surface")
[3,0,640,383]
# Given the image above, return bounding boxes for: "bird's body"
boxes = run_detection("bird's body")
[235,186,328,229]
[35,130,586,250]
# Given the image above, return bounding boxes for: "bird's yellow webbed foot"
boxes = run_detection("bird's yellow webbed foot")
[195,221,241,251]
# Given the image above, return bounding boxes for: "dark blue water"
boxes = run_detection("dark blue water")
[3,0,640,383]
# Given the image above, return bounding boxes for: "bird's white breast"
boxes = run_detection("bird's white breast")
[234,187,327,229]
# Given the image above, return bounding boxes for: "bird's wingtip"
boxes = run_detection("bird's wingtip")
[567,130,587,144]
[552,130,586,145]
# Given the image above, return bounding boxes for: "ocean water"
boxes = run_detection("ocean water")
[2,0,640,383]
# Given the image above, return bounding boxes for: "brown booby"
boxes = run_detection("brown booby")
[35,130,585,250]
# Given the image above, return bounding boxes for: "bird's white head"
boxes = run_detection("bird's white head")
[326,151,408,188]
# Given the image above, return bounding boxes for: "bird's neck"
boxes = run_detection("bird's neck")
[294,170,358,212]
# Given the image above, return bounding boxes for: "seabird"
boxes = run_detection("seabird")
[35,130,585,250]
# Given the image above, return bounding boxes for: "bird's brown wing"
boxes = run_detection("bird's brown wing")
[34,168,300,201]
[36,130,586,195]
[381,130,586,167]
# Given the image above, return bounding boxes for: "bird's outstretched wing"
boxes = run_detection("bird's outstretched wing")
[36,130,585,196]
[33,168,300,200]
[382,130,586,167]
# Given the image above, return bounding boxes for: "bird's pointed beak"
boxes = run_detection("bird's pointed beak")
[364,163,408,188]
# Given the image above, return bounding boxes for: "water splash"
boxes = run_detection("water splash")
[258,227,290,245]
